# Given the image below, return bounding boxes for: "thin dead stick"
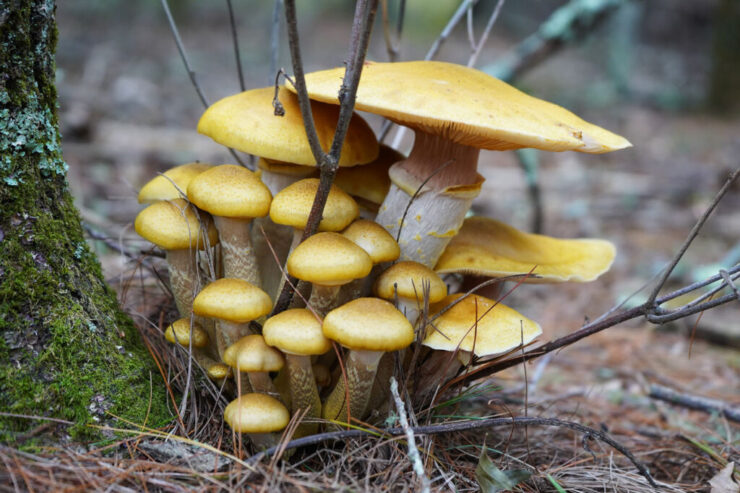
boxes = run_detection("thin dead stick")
[467,0,506,68]
[270,0,283,84]
[246,415,656,487]
[391,377,430,493]
[225,0,245,91]
[648,384,740,423]
[161,0,249,169]
[646,168,740,308]
[380,0,406,62]
[272,0,379,315]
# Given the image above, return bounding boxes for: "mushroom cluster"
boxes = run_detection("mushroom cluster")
[134,61,629,449]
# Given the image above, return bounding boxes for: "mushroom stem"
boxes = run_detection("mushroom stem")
[415,350,466,401]
[285,354,321,435]
[165,249,199,317]
[213,216,260,286]
[322,349,384,423]
[307,284,342,318]
[216,320,251,359]
[252,217,293,300]
[375,130,482,267]
[247,371,282,401]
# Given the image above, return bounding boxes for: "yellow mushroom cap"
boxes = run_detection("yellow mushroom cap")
[197,86,379,166]
[138,162,213,204]
[342,219,400,264]
[334,144,402,208]
[435,217,617,283]
[224,393,290,433]
[165,318,209,348]
[374,261,447,303]
[134,198,219,251]
[207,363,232,380]
[193,278,272,323]
[187,164,272,218]
[287,232,372,286]
[291,61,631,154]
[323,298,414,351]
[423,294,542,357]
[269,178,359,231]
[263,308,331,356]
[223,334,285,372]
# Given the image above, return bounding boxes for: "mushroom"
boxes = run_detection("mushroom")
[223,334,285,400]
[374,261,447,327]
[134,199,219,317]
[287,232,373,317]
[192,278,272,357]
[416,293,541,398]
[340,219,401,300]
[224,393,290,450]
[137,162,213,204]
[291,61,631,267]
[436,216,617,283]
[321,298,414,423]
[187,164,272,285]
[263,308,331,435]
[164,318,220,373]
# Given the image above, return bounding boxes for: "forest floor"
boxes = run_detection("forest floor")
[2,3,738,491]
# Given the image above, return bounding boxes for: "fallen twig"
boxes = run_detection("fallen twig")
[648,384,740,423]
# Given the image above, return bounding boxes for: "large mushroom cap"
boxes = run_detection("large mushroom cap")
[138,162,213,204]
[269,178,359,231]
[224,393,290,433]
[263,308,331,356]
[193,278,272,323]
[435,217,616,283]
[198,86,379,166]
[423,294,542,357]
[323,298,414,351]
[290,61,631,154]
[374,261,447,303]
[187,164,272,218]
[287,232,372,286]
[134,198,219,250]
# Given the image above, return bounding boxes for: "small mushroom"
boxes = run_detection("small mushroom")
[187,164,272,285]
[263,308,331,435]
[224,393,290,450]
[134,199,219,317]
[223,334,285,400]
[137,162,213,204]
[374,261,447,327]
[321,298,414,423]
[287,232,372,316]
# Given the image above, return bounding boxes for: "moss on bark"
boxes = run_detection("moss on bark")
[0,0,170,443]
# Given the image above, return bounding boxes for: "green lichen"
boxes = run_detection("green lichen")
[0,0,171,444]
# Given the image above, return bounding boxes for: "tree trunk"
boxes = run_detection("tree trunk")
[0,0,170,443]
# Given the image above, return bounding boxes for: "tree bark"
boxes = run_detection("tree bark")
[0,0,170,443]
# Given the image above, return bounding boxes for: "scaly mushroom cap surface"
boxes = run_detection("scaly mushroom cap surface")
[263,309,331,356]
[138,162,213,203]
[423,294,542,356]
[323,298,414,351]
[193,278,272,323]
[165,318,209,348]
[134,198,219,250]
[334,144,402,207]
[197,86,379,166]
[374,261,447,303]
[270,178,359,231]
[187,164,272,218]
[435,217,616,283]
[223,334,285,372]
[342,219,400,264]
[224,393,290,433]
[287,232,372,286]
[292,61,631,154]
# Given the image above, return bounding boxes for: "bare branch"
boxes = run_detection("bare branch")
[467,0,506,68]
[648,384,740,423]
[225,0,245,91]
